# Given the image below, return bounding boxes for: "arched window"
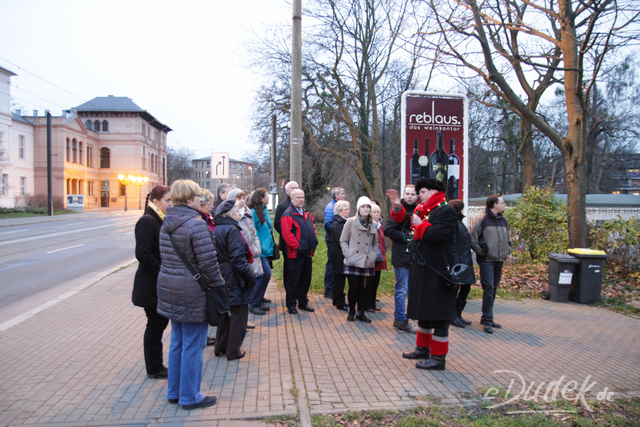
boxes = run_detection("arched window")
[79,142,83,165]
[85,120,93,131]
[94,120,101,132]
[100,147,110,169]
[72,139,77,163]
[102,120,108,132]
[66,138,70,162]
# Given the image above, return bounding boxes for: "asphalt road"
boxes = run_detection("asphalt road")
[0,212,142,323]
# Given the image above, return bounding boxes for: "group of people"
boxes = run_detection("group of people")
[130,176,512,411]
[385,179,511,370]
[131,180,277,410]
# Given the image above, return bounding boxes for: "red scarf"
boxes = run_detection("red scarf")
[413,191,447,241]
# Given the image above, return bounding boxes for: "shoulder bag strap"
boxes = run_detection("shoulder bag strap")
[168,232,209,293]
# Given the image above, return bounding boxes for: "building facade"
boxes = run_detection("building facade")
[192,156,254,194]
[0,66,171,210]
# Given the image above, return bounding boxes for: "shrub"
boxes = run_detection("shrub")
[504,186,569,263]
[589,216,640,273]
[14,194,66,211]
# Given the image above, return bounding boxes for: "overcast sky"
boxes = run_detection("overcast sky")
[0,0,290,160]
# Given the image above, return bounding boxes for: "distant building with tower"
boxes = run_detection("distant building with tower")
[192,156,254,193]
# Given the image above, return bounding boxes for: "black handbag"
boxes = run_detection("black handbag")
[168,233,230,327]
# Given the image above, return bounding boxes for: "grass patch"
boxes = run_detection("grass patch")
[295,397,640,426]
[273,224,396,295]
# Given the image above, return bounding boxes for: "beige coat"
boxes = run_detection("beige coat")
[340,216,379,269]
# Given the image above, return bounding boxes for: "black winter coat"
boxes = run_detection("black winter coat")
[456,219,476,285]
[329,215,347,274]
[407,202,458,322]
[212,216,257,306]
[132,207,163,310]
[383,199,416,268]
[157,205,227,323]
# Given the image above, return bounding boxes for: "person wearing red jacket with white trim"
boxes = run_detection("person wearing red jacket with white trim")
[386,178,458,371]
[280,189,319,314]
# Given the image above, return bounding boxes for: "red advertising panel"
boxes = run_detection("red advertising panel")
[401,92,468,204]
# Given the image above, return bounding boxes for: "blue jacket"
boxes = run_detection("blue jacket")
[323,198,337,237]
[251,206,275,258]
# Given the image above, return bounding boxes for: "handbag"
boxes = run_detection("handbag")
[168,233,230,327]
[266,220,281,261]
[375,246,384,263]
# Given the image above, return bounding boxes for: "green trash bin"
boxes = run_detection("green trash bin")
[567,248,610,304]
[547,253,579,303]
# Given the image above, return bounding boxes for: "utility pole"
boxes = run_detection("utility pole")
[46,111,53,216]
[290,0,302,184]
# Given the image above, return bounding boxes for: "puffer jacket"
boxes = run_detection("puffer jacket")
[238,207,263,276]
[213,215,257,306]
[340,215,379,269]
[157,205,226,323]
[456,218,476,285]
[470,209,512,262]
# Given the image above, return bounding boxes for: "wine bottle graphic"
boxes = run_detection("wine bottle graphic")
[447,138,460,200]
[431,131,448,187]
[418,138,431,180]
[410,139,420,184]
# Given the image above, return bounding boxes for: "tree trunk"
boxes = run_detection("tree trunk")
[520,118,536,190]
[559,0,589,248]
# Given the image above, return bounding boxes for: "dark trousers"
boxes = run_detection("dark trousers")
[479,261,504,323]
[346,274,367,313]
[323,240,334,293]
[143,308,170,374]
[365,271,381,309]
[417,320,449,337]
[285,256,312,309]
[332,273,347,308]
[215,304,249,360]
[455,284,471,315]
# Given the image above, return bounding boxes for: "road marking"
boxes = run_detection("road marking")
[125,231,134,235]
[0,222,135,246]
[46,244,85,254]
[0,258,136,332]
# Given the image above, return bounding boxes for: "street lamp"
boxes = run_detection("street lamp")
[248,166,253,192]
[134,176,149,210]
[118,174,148,211]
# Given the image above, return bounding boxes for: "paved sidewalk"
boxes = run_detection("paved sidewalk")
[0,263,639,426]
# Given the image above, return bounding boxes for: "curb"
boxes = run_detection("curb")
[0,258,136,332]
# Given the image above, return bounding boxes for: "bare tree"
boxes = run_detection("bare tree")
[416,0,640,247]
[166,146,195,185]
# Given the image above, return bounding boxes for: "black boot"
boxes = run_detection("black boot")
[416,354,446,370]
[457,300,472,325]
[356,311,372,324]
[402,346,430,359]
[451,317,466,328]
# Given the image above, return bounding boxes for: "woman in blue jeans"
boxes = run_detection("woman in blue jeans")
[247,188,274,315]
[156,180,228,410]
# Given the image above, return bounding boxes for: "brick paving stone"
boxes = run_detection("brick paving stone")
[1,261,640,425]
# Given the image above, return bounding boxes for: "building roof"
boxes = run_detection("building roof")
[74,96,172,132]
[11,113,34,125]
[76,96,144,112]
[0,65,17,77]
[193,156,250,164]
[468,193,640,208]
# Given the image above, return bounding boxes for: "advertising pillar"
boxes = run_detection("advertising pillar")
[401,92,469,206]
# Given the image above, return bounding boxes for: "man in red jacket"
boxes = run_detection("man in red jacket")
[281,189,319,314]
